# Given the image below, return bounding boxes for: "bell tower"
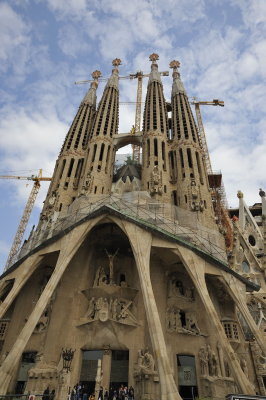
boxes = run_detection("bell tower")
[141,53,170,202]
[169,60,215,224]
[80,59,121,197]
[41,70,100,220]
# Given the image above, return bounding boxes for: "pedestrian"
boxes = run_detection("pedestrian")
[42,388,50,400]
[128,387,134,400]
[50,390,55,400]
[103,390,108,400]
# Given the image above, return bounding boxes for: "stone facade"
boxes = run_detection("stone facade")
[0,55,265,400]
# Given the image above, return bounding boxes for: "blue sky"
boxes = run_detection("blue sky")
[0,0,266,272]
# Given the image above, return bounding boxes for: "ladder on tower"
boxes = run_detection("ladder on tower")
[0,169,52,269]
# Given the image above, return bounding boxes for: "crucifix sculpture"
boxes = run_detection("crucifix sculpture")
[105,248,119,284]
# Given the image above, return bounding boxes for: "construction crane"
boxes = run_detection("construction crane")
[190,98,233,249]
[0,169,52,269]
[75,70,169,163]
[190,98,224,174]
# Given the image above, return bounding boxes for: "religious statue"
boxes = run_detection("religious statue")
[150,166,163,195]
[105,248,119,284]
[185,312,201,334]
[190,179,204,212]
[136,349,156,375]
[199,347,208,376]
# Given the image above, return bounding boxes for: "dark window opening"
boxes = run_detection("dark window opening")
[67,158,75,177]
[154,138,158,157]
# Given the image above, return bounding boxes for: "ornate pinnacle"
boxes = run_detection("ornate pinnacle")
[149,53,159,62]
[237,190,244,199]
[169,60,180,70]
[112,58,122,67]
[91,70,101,80]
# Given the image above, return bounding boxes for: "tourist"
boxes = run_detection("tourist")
[128,387,134,400]
[42,388,50,400]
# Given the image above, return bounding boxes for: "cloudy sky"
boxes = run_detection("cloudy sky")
[0,0,265,271]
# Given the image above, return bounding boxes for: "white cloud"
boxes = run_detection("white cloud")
[0,3,31,76]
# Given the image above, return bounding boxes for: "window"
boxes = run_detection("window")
[0,320,9,340]
[222,321,239,341]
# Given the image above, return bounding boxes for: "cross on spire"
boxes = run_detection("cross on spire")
[149,53,159,63]
[91,70,102,80]
[112,58,122,67]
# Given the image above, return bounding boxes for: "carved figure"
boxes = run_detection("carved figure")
[240,358,249,378]
[199,347,208,376]
[136,349,156,375]
[190,179,204,212]
[185,312,201,334]
[94,266,108,287]
[166,307,182,331]
[86,297,96,319]
[105,248,119,284]
[34,309,49,333]
[150,166,162,195]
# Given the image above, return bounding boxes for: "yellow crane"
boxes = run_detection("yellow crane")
[0,169,52,269]
[75,70,169,163]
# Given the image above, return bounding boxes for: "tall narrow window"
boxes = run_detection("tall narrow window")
[179,149,184,168]
[59,159,66,179]
[154,138,158,157]
[92,144,97,162]
[187,148,193,168]
[196,152,203,184]
[67,158,75,177]
[99,143,105,161]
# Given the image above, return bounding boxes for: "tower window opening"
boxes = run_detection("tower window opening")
[154,138,158,157]
[164,185,167,193]
[195,152,204,185]
[74,106,87,149]
[187,148,193,169]
[102,187,104,193]
[185,195,187,203]
[64,182,69,189]
[67,159,75,177]
[179,149,184,168]
[82,106,92,149]
[204,200,207,209]
[59,159,66,179]
[105,145,111,173]
[99,143,105,161]
[59,203,62,211]
[92,144,97,162]
[94,186,97,194]
[74,158,84,178]
[172,190,178,206]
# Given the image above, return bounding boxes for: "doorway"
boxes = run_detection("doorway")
[80,350,104,394]
[80,349,129,394]
[177,355,198,400]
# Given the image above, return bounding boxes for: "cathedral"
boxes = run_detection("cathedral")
[0,54,265,400]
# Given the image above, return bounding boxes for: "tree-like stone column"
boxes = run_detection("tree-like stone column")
[124,223,182,400]
[0,219,99,394]
[175,247,256,395]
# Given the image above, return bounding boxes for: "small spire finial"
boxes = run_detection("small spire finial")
[91,70,101,80]
[237,190,244,199]
[112,58,122,67]
[149,53,159,63]
[169,60,180,70]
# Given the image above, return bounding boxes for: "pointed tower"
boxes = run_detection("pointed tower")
[141,53,170,201]
[80,58,121,197]
[40,70,101,219]
[169,60,215,225]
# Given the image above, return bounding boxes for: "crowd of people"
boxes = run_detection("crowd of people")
[70,384,134,400]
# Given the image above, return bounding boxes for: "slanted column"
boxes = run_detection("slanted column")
[102,348,112,390]
[175,247,256,394]
[0,219,98,394]
[0,254,43,319]
[124,223,181,400]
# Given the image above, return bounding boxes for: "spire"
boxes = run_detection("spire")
[91,59,121,138]
[106,58,121,89]
[170,60,186,96]
[142,53,168,135]
[148,53,161,84]
[170,60,198,143]
[81,70,101,106]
